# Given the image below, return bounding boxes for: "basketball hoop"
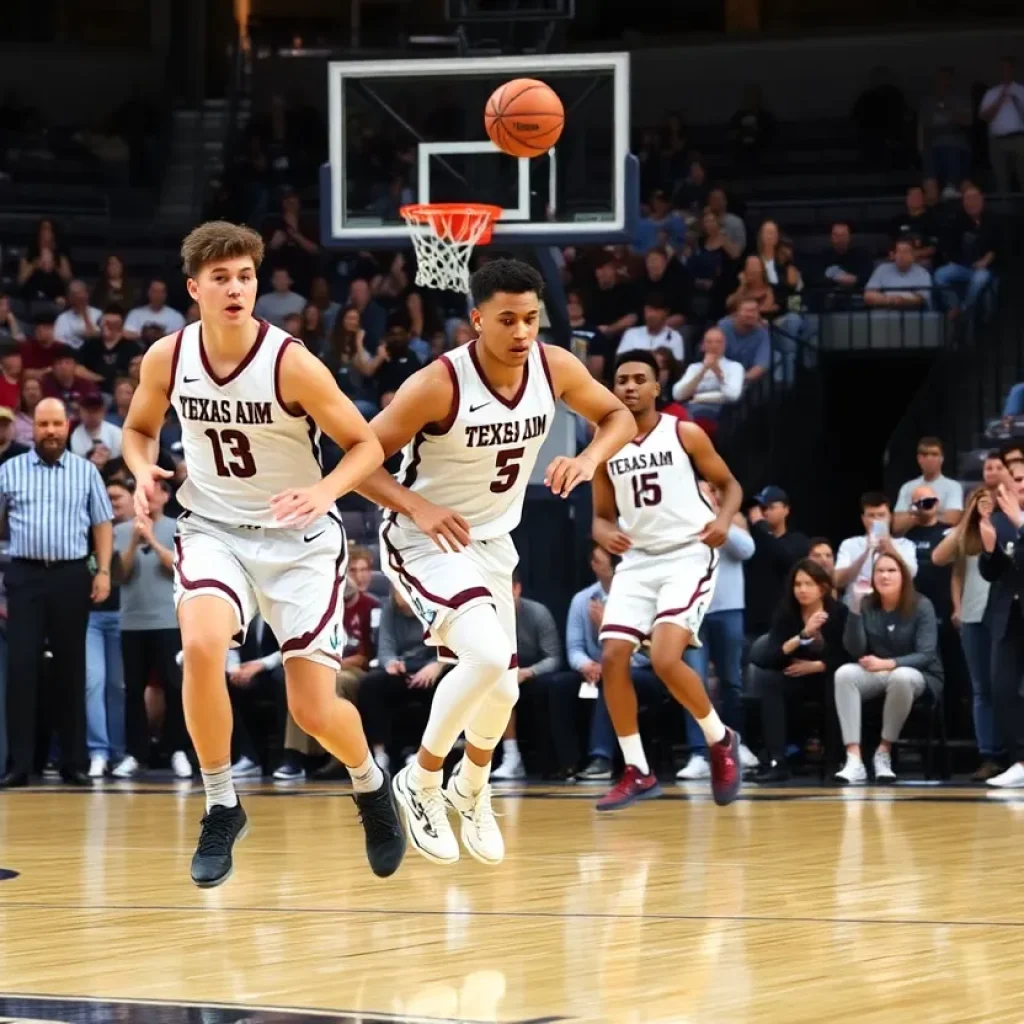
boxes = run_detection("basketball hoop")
[400,202,503,294]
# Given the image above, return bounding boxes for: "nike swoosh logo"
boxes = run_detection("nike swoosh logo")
[303,530,325,543]
[469,402,490,413]
[183,376,199,384]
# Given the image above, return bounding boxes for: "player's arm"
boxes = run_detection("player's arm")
[122,335,176,521]
[543,343,635,498]
[677,421,743,548]
[591,459,631,556]
[270,342,385,527]
[357,361,472,552]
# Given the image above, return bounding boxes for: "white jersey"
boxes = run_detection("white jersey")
[169,319,322,527]
[392,340,556,541]
[606,413,715,555]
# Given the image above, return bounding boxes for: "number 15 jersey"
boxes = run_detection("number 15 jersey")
[169,319,323,527]
[391,340,555,541]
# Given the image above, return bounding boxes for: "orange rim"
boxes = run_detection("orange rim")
[400,203,503,245]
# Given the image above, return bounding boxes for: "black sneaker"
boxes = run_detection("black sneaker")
[576,756,612,781]
[353,771,406,878]
[754,761,791,784]
[191,803,248,888]
[314,757,349,781]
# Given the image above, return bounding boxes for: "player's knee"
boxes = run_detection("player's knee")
[650,648,682,680]
[288,689,333,740]
[601,640,634,679]
[181,629,231,675]
[449,616,513,684]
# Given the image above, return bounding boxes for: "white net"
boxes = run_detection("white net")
[400,204,502,294]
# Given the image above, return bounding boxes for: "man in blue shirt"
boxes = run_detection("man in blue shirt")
[718,299,771,385]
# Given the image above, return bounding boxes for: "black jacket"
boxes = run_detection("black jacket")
[752,598,848,674]
[979,509,1024,639]
[743,523,811,634]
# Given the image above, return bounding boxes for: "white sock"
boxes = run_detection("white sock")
[459,754,492,794]
[349,752,384,794]
[696,708,727,746]
[410,760,443,791]
[845,751,863,764]
[618,734,650,776]
[201,762,238,811]
[502,738,520,759]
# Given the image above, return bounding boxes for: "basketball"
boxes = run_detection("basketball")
[485,78,565,158]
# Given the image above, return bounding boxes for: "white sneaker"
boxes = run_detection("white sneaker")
[739,744,759,770]
[392,762,460,864]
[676,754,711,780]
[171,751,193,779]
[490,752,526,781]
[873,749,896,782]
[835,755,867,784]
[111,756,140,779]
[444,765,504,866]
[88,756,107,779]
[231,756,262,779]
[987,762,1024,788]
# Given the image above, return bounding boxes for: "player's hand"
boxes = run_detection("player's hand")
[133,463,174,523]
[784,660,822,678]
[545,453,596,499]
[408,663,441,688]
[270,481,334,529]
[699,514,730,548]
[91,570,110,604]
[410,499,472,553]
[581,659,602,684]
[385,660,406,676]
[593,519,631,556]
[804,610,829,635]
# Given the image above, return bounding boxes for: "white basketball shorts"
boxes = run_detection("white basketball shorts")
[380,518,519,666]
[173,509,348,670]
[599,543,720,649]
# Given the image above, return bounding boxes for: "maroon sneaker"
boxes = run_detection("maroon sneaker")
[709,729,742,806]
[595,765,663,812]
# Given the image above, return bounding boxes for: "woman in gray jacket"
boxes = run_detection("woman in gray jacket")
[834,552,943,785]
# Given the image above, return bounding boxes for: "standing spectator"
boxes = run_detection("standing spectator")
[919,67,973,190]
[834,555,942,784]
[617,295,685,362]
[744,486,811,637]
[588,255,638,346]
[889,186,941,268]
[110,478,189,779]
[864,239,933,309]
[932,487,997,780]
[835,492,919,609]
[0,408,28,468]
[491,576,563,781]
[671,326,744,422]
[750,559,848,782]
[70,393,123,459]
[91,255,138,311]
[678,486,756,780]
[812,223,874,309]
[808,537,836,581]
[253,267,307,329]
[78,307,143,395]
[19,249,68,310]
[0,341,22,410]
[893,436,964,532]
[903,485,953,621]
[0,398,113,788]
[123,279,186,339]
[718,299,771,385]
[707,188,747,253]
[54,281,101,349]
[264,188,321,293]
[14,378,42,447]
[933,185,998,314]
[978,57,1024,194]
[16,219,72,290]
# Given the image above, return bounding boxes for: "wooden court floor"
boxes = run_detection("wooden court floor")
[1,780,1024,1024]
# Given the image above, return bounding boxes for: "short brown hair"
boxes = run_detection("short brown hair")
[180,221,264,279]
[348,545,373,568]
[917,436,943,454]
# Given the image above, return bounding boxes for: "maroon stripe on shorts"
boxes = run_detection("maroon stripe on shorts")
[599,623,646,642]
[509,654,519,669]
[281,512,348,656]
[173,533,246,628]
[653,550,718,622]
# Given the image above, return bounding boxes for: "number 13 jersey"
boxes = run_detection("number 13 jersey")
[392,340,555,541]
[169,319,323,527]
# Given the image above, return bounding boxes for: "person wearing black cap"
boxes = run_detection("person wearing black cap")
[41,345,99,420]
[744,486,810,638]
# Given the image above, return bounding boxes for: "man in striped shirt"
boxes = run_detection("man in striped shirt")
[0,398,113,788]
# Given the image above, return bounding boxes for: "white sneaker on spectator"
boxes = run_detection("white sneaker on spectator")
[42,761,60,780]
[490,753,526,781]
[835,755,867,784]
[676,755,711,781]
[171,751,193,779]
[987,762,1024,788]
[444,765,504,866]
[873,750,896,782]
[231,756,261,779]
[740,744,759,770]
[392,762,459,864]
[88,757,107,779]
[111,756,140,779]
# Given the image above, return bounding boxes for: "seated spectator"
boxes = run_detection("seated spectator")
[19,248,68,310]
[933,184,998,313]
[889,185,940,267]
[91,255,138,310]
[264,187,321,294]
[54,281,102,349]
[617,294,685,362]
[14,377,41,447]
[369,321,423,409]
[893,436,964,532]
[671,326,743,422]
[308,276,341,336]
[346,278,388,351]
[684,209,738,323]
[864,239,934,309]
[707,188,747,253]
[588,254,638,345]
[834,554,942,783]
[718,299,770,385]
[124,279,186,339]
[638,248,688,331]
[835,492,919,608]
[0,407,28,468]
[812,222,874,309]
[227,617,285,779]
[490,574,562,780]
[320,306,377,419]
[70,393,123,459]
[652,347,684,409]
[357,588,443,772]
[42,346,99,418]
[21,310,64,378]
[79,307,143,395]
[281,312,302,339]
[919,67,972,191]
[566,291,607,380]
[672,157,709,218]
[634,189,687,255]
[106,378,135,428]
[726,255,778,318]
[300,304,327,351]
[757,221,805,311]
[750,558,848,782]
[0,295,25,344]
[0,342,21,411]
[17,219,72,290]
[254,267,307,329]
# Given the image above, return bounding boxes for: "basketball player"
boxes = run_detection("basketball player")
[355,258,634,866]
[122,222,406,888]
[593,350,744,810]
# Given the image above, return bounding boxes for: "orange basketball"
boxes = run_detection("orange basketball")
[485,78,565,158]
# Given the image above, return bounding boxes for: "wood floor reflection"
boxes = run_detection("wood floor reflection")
[1,780,1023,1023]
